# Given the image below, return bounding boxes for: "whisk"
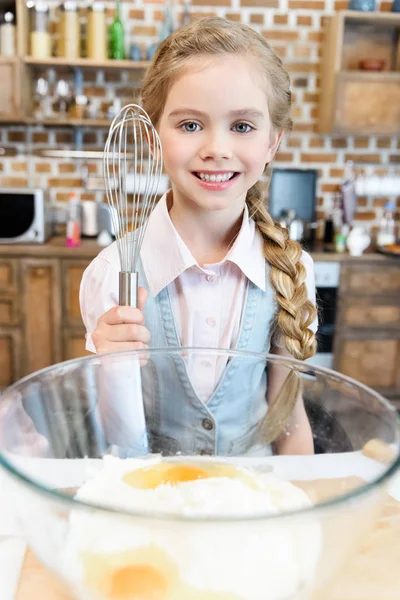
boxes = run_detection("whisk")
[103,103,163,308]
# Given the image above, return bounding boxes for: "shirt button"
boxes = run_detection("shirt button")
[206,317,216,327]
[206,274,215,282]
[200,360,212,368]
[202,418,214,431]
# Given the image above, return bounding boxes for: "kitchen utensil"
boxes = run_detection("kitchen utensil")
[0,348,399,600]
[103,103,162,307]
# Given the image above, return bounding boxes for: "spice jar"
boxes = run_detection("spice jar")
[29,2,51,58]
[87,2,106,60]
[58,1,79,59]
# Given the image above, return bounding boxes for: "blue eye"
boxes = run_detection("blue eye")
[233,123,253,133]
[181,122,201,132]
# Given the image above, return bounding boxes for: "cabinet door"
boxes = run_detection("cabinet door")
[339,297,400,329]
[340,263,400,296]
[334,333,400,394]
[21,259,62,374]
[334,75,400,135]
[62,260,90,328]
[64,328,91,361]
[0,328,22,390]
[0,59,22,120]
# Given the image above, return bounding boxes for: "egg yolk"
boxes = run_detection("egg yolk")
[122,462,259,490]
[109,564,167,599]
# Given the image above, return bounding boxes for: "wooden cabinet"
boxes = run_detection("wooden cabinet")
[0,58,23,122]
[0,245,93,389]
[319,11,400,135]
[334,261,400,407]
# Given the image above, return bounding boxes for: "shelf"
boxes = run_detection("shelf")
[0,56,19,65]
[342,10,400,25]
[339,70,400,81]
[23,57,151,70]
[25,117,112,127]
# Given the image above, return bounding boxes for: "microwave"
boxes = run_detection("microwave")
[0,189,53,244]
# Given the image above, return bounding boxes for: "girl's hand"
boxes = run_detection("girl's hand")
[92,287,150,354]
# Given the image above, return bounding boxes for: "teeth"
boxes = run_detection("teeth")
[198,172,234,183]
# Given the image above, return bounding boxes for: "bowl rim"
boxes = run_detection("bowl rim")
[1,346,400,523]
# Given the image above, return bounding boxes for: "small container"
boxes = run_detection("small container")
[58,1,80,59]
[0,11,16,57]
[87,2,106,60]
[29,2,51,58]
[349,0,376,10]
[66,191,81,247]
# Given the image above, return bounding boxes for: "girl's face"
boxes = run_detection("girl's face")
[157,54,280,217]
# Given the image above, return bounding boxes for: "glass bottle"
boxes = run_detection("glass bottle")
[52,80,71,117]
[0,11,16,57]
[29,2,51,58]
[108,0,125,60]
[32,77,49,119]
[377,202,396,247]
[87,2,106,60]
[58,1,80,59]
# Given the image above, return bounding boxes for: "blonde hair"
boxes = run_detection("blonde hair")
[141,17,317,443]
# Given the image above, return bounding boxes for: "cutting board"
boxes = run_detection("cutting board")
[15,478,400,600]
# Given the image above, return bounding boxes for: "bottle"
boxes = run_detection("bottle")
[0,11,16,57]
[87,2,106,60]
[377,202,396,247]
[58,1,80,60]
[66,191,81,247]
[29,2,51,59]
[109,0,125,60]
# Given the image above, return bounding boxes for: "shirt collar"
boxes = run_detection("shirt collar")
[141,191,266,297]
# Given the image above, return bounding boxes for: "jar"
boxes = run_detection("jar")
[58,1,79,59]
[87,2,106,60]
[0,11,16,57]
[29,2,51,58]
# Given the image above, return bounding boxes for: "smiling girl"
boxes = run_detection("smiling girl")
[80,17,318,456]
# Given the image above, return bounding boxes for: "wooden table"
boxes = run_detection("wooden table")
[15,479,400,600]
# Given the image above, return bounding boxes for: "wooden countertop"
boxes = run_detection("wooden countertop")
[0,237,398,262]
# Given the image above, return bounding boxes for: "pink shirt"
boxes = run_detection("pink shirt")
[80,192,317,402]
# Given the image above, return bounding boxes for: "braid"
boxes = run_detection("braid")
[246,183,317,442]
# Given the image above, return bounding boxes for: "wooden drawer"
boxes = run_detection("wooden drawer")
[62,260,90,328]
[0,294,20,325]
[340,298,400,328]
[0,258,19,293]
[341,264,400,295]
[334,334,400,391]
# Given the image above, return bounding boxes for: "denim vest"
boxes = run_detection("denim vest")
[134,254,276,458]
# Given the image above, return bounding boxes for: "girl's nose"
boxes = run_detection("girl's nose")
[199,131,233,161]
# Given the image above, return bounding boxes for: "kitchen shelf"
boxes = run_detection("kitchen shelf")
[23,57,151,70]
[0,56,19,65]
[339,70,400,81]
[25,117,112,127]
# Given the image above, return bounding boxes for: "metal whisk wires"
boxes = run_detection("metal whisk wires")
[103,104,163,306]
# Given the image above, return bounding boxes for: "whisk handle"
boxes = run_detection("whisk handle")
[119,272,138,308]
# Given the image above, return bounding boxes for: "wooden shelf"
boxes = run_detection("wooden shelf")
[25,117,111,127]
[23,56,151,70]
[0,56,19,65]
[342,9,400,24]
[339,70,400,81]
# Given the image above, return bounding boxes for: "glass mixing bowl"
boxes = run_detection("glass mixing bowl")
[0,348,399,600]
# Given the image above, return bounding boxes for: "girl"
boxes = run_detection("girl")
[80,17,318,456]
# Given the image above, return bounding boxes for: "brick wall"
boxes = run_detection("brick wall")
[0,0,399,232]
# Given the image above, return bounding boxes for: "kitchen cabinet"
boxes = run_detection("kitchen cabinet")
[0,241,400,410]
[319,11,400,136]
[334,262,400,407]
[0,57,23,121]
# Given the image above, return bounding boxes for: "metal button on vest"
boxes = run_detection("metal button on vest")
[200,449,213,456]
[202,418,214,431]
